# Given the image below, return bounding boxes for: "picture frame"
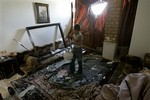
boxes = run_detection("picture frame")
[34,3,50,23]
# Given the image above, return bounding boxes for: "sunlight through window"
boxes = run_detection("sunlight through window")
[91,1,107,16]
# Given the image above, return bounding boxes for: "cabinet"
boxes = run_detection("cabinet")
[0,56,17,79]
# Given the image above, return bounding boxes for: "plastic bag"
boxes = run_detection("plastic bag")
[63,47,73,60]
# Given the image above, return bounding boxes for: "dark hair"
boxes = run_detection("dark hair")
[74,24,80,31]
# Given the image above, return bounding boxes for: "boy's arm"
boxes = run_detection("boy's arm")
[73,34,83,46]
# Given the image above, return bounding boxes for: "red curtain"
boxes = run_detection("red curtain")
[67,0,138,48]
[68,0,107,48]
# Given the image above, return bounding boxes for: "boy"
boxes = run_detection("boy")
[70,24,83,75]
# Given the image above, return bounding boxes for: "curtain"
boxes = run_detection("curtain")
[68,0,138,48]
[118,0,139,47]
[68,0,107,48]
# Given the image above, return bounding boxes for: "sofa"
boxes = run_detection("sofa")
[16,40,68,75]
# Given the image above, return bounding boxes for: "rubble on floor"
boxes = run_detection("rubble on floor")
[10,53,119,99]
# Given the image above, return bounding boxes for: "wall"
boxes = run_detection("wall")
[129,0,150,59]
[0,0,74,52]
[104,0,122,43]
[102,0,122,60]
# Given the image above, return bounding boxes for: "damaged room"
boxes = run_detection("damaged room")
[0,0,150,100]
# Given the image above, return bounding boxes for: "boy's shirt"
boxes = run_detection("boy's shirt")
[73,32,83,48]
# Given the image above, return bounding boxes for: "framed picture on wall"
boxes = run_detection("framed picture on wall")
[34,3,50,23]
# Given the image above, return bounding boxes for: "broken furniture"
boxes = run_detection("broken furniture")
[16,45,68,75]
[16,23,69,75]
[0,56,18,79]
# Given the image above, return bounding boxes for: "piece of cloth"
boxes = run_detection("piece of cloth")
[118,73,150,100]
[26,56,39,67]
[18,85,35,98]
[95,84,119,100]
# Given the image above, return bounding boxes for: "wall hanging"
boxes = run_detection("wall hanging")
[34,2,50,23]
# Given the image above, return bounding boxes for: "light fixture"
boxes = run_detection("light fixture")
[91,0,107,16]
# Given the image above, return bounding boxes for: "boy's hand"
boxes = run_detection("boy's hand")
[67,36,73,40]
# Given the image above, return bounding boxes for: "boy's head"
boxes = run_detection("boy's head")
[74,24,80,31]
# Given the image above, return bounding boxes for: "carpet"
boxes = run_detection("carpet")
[11,53,118,100]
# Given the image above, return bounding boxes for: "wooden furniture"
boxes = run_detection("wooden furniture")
[0,56,17,79]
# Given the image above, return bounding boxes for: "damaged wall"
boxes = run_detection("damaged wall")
[102,0,123,60]
[104,0,122,43]
[0,0,73,52]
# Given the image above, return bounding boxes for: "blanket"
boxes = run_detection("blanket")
[97,73,150,100]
